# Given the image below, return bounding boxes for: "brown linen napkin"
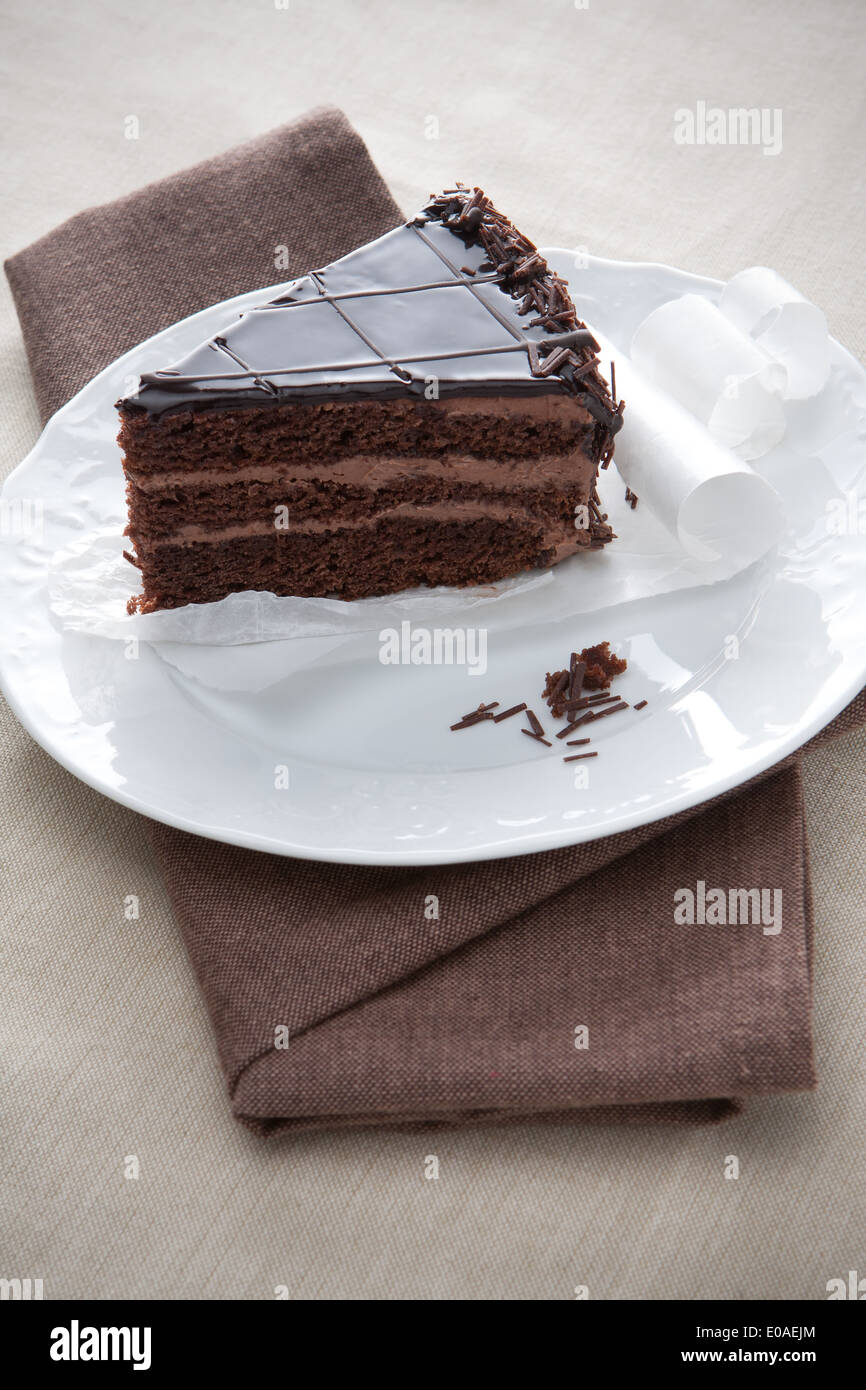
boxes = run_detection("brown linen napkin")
[6,106,860,1133]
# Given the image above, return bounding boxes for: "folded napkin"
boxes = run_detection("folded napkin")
[7,106,862,1133]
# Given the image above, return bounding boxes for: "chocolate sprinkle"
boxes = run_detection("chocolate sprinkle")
[492,702,527,723]
[584,700,629,723]
[566,738,592,747]
[556,711,596,739]
[526,709,546,738]
[541,669,568,718]
[522,729,552,748]
[567,653,586,705]
[563,752,598,762]
[634,699,648,711]
[449,710,495,731]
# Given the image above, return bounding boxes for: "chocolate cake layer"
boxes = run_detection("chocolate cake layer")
[125,470,591,541]
[117,186,623,613]
[118,394,598,475]
[130,513,587,610]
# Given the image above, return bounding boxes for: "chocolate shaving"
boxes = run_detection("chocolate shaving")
[449,710,495,731]
[492,702,527,723]
[583,700,629,723]
[526,709,546,739]
[568,356,602,382]
[543,669,567,698]
[556,711,596,739]
[568,654,586,705]
[534,345,575,377]
[461,702,499,719]
[541,670,570,717]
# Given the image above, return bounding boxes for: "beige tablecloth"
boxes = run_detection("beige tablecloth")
[2,0,864,1299]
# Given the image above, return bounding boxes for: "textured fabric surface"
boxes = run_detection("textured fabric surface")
[1,0,864,1299]
[152,765,815,1132]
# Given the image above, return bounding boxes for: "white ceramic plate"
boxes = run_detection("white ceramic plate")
[2,252,865,864]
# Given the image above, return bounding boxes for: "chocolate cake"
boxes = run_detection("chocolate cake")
[117,186,624,613]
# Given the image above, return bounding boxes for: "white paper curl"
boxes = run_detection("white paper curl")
[596,330,784,565]
[719,266,830,399]
[628,269,831,463]
[630,294,787,460]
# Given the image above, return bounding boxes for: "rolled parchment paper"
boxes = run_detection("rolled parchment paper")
[719,266,830,399]
[595,329,785,566]
[630,294,787,460]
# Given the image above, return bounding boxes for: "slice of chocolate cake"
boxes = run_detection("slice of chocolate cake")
[117,186,623,613]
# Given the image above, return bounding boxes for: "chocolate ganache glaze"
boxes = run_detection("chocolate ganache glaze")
[120,186,624,464]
